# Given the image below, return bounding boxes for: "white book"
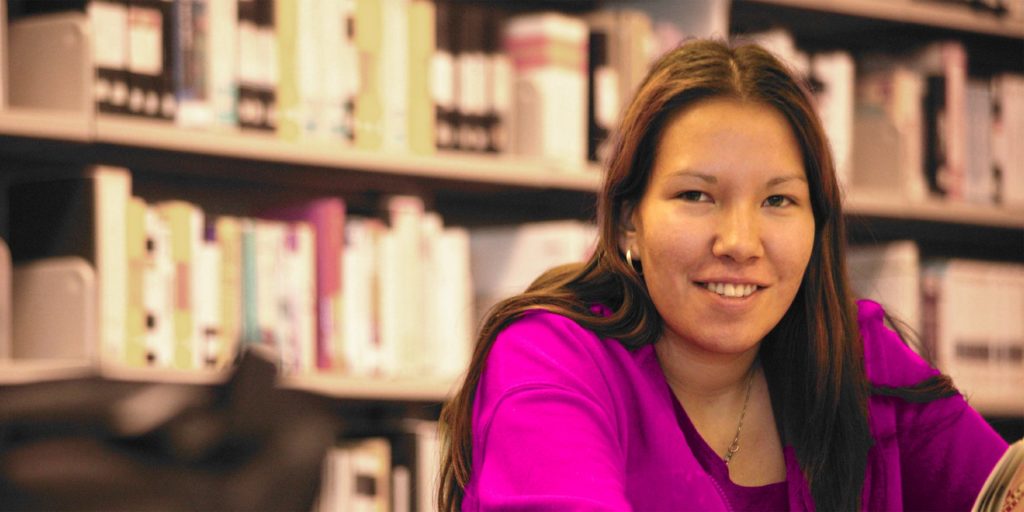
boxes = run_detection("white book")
[277,222,316,374]
[965,78,994,205]
[470,220,598,322]
[254,219,286,365]
[847,241,921,337]
[923,260,1024,415]
[207,0,238,128]
[143,204,175,367]
[341,217,385,376]
[432,226,474,381]
[811,51,855,192]
[91,166,131,367]
[317,0,357,141]
[505,12,589,167]
[195,229,222,369]
[381,0,410,151]
[854,61,928,201]
[378,196,425,378]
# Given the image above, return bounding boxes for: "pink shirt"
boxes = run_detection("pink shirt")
[464,300,1008,511]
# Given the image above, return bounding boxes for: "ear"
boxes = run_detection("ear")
[618,201,638,254]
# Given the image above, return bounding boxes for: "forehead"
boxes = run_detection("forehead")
[651,97,806,184]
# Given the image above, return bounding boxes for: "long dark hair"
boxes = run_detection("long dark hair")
[438,38,955,511]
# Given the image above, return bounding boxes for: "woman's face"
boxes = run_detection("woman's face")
[627,97,815,358]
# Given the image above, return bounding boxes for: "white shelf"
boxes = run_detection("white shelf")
[0,359,455,402]
[845,192,1024,228]
[281,373,458,402]
[0,107,92,142]
[744,0,1024,38]
[94,114,603,192]
[0,359,96,385]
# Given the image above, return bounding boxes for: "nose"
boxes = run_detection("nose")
[712,205,764,263]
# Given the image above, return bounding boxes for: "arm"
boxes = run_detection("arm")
[466,312,632,511]
[896,392,1008,512]
[858,301,1009,510]
[469,384,632,511]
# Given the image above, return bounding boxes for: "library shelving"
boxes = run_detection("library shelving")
[1,4,1022,504]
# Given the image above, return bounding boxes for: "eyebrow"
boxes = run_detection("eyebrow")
[667,170,807,187]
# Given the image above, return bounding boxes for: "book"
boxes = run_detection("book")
[340,217,386,377]
[469,220,598,322]
[207,0,238,129]
[213,216,244,368]
[853,59,928,201]
[155,200,205,370]
[505,12,589,167]
[237,0,276,131]
[317,0,358,142]
[973,439,1024,512]
[172,0,211,127]
[964,78,995,205]
[125,196,148,366]
[454,3,487,153]
[922,259,1024,415]
[408,0,436,155]
[378,196,425,378]
[143,203,175,367]
[261,198,345,372]
[919,41,968,201]
[275,0,320,140]
[810,50,855,191]
[90,0,130,113]
[587,28,619,163]
[991,73,1024,209]
[432,0,457,151]
[126,0,174,120]
[847,241,922,337]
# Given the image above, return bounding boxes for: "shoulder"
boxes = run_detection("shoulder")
[482,309,630,397]
[856,299,939,388]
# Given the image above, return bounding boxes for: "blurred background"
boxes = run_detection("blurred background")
[0,0,1021,509]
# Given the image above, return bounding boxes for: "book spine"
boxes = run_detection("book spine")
[125,196,148,366]
[88,0,131,113]
[207,0,238,128]
[407,0,436,155]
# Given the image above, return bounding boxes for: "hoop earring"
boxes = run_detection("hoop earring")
[626,248,641,274]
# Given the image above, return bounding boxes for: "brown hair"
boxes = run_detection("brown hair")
[438,38,953,511]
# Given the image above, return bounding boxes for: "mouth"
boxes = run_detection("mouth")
[698,282,761,299]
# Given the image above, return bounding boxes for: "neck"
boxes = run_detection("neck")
[655,336,760,403]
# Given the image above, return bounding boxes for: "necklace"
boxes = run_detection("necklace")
[722,366,756,465]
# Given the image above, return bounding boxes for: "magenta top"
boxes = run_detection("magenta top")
[464,300,1009,511]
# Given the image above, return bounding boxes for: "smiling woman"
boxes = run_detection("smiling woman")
[438,38,1009,512]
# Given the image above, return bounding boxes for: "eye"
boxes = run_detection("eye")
[677,190,712,202]
[763,195,794,208]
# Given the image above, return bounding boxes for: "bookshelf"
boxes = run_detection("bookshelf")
[0,1,1021,509]
[736,0,1024,38]
[0,0,1019,411]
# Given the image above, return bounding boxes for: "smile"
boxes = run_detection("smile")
[702,282,759,298]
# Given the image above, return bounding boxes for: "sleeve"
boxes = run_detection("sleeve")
[466,312,632,511]
[896,394,1008,512]
[857,300,1009,511]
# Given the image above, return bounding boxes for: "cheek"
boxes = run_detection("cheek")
[776,222,816,280]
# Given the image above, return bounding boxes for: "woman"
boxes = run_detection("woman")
[438,38,1008,511]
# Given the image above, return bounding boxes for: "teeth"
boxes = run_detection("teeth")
[705,282,758,298]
